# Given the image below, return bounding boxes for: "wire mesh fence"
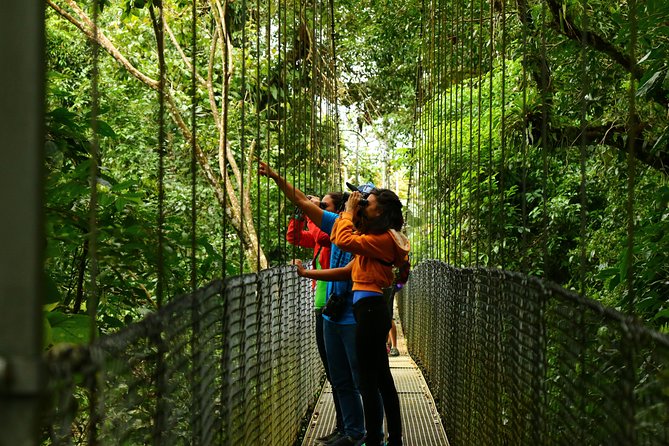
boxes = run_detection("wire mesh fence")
[399,260,669,446]
[42,266,323,445]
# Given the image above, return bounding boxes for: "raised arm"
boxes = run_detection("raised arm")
[258,160,324,226]
[293,259,353,281]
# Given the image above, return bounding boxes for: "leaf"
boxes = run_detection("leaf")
[638,51,652,65]
[44,274,62,304]
[49,107,77,125]
[94,119,117,138]
[46,312,92,345]
[654,309,669,320]
[636,70,666,98]
[43,316,53,348]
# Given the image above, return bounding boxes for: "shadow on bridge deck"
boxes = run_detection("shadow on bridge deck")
[301,316,450,446]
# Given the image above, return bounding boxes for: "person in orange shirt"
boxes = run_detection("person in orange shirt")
[296,188,409,446]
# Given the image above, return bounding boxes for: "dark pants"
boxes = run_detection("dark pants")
[353,297,402,446]
[316,309,344,431]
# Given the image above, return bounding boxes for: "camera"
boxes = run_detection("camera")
[322,292,349,320]
[346,181,375,207]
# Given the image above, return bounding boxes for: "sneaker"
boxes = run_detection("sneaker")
[389,347,399,357]
[317,430,343,443]
[327,435,364,446]
[317,430,343,444]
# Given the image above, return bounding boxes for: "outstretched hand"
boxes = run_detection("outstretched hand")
[258,160,277,180]
[292,259,306,277]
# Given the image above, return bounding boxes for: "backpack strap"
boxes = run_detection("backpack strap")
[312,245,324,268]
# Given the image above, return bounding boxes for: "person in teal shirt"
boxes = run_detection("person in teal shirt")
[260,160,369,446]
[286,194,345,438]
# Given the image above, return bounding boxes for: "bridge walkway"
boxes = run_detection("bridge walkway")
[301,312,450,446]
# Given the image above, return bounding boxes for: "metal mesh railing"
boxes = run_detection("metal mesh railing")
[42,266,323,445]
[399,260,669,446]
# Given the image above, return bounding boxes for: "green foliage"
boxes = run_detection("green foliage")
[44,0,669,338]
[406,0,669,329]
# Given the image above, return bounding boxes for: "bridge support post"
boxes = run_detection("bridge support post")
[0,1,45,445]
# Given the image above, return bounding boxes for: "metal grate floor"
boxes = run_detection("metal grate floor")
[301,318,450,446]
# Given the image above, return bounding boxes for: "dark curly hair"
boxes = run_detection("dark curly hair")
[356,188,404,234]
[326,191,345,212]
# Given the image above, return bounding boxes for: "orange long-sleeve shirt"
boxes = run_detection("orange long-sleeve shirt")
[331,211,410,294]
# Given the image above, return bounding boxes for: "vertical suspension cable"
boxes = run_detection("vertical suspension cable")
[151,0,169,442]
[444,0,451,264]
[486,0,494,266]
[625,0,638,315]
[427,0,434,260]
[454,0,461,267]
[329,0,341,187]
[435,0,443,262]
[222,0,230,280]
[314,0,322,210]
[189,0,198,291]
[475,0,484,267]
[540,0,549,279]
[432,0,438,261]
[434,0,439,261]
[467,0,475,268]
[220,4,232,433]
[411,0,426,261]
[578,0,589,296]
[256,0,263,270]
[499,0,507,269]
[188,0,202,440]
[300,2,308,197]
[277,0,284,266]
[457,0,465,267]
[288,0,296,264]
[148,3,167,307]
[309,0,317,194]
[520,0,529,273]
[265,0,272,265]
[87,0,101,443]
[87,0,101,345]
[239,0,248,273]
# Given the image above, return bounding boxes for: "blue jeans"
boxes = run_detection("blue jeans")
[354,296,402,446]
[317,311,344,431]
[323,318,365,439]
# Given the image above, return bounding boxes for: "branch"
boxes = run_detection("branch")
[48,0,159,90]
[515,0,553,112]
[535,119,668,175]
[545,0,642,79]
[544,0,669,111]
[164,20,207,86]
[49,0,267,268]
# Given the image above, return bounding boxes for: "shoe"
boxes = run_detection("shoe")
[327,435,364,446]
[317,430,343,444]
[389,347,399,357]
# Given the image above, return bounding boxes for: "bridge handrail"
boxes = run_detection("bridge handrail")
[399,260,669,446]
[42,265,323,445]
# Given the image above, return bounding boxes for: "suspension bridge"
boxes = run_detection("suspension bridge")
[2,0,669,445]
